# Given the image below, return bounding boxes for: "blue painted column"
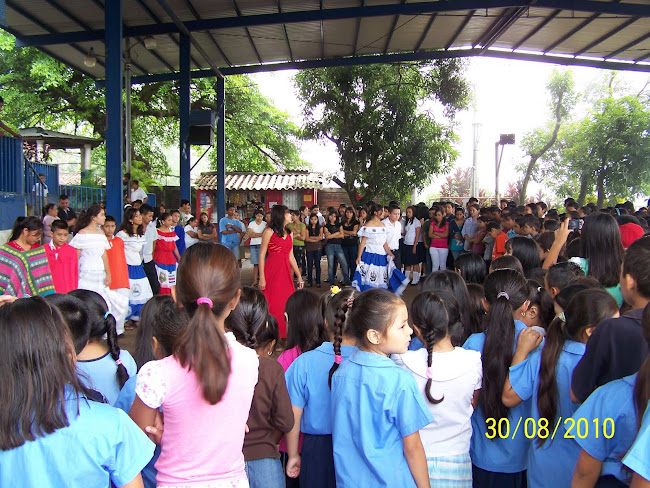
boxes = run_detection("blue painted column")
[105,0,123,224]
[216,76,226,241]
[179,34,191,204]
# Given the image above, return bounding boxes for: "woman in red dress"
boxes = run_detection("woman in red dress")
[259,205,304,338]
[152,212,180,296]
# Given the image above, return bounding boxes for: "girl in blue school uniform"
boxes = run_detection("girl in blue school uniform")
[572,303,650,488]
[285,287,360,487]
[501,289,620,488]
[462,268,535,488]
[0,296,154,488]
[330,288,434,488]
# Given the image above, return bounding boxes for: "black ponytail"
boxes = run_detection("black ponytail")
[328,301,348,388]
[68,289,130,389]
[411,291,455,404]
[326,288,359,388]
[634,303,650,429]
[481,269,530,423]
[105,311,129,389]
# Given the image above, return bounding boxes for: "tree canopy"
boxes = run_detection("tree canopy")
[0,31,305,182]
[294,61,470,205]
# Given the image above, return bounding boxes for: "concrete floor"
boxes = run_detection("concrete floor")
[119,258,423,354]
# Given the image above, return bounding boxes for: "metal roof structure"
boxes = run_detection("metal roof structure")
[7,0,650,80]
[19,127,103,149]
[195,171,325,190]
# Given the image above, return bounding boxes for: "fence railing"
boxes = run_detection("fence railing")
[0,137,23,194]
[25,158,58,214]
[58,184,157,213]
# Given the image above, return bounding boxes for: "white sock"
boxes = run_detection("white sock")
[404,270,411,281]
[412,271,421,284]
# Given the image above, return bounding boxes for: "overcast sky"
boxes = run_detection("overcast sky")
[250,57,650,203]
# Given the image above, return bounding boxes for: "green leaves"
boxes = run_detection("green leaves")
[294,60,470,204]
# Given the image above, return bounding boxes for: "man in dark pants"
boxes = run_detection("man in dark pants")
[140,204,160,295]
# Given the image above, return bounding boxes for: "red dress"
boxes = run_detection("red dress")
[263,232,294,339]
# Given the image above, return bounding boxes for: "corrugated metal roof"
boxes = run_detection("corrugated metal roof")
[195,171,325,190]
[7,1,650,77]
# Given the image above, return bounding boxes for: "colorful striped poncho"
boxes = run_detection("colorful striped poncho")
[0,243,55,297]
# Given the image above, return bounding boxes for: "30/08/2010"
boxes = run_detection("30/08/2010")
[485,417,615,440]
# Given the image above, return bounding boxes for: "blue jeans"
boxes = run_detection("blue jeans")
[245,457,285,488]
[342,245,358,282]
[306,248,322,285]
[325,243,349,285]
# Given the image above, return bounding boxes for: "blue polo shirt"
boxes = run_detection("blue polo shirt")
[331,350,433,487]
[0,386,154,487]
[285,342,357,435]
[463,320,535,473]
[573,373,638,485]
[623,401,650,482]
[219,217,241,248]
[509,340,585,487]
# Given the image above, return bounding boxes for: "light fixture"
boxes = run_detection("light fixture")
[144,36,157,50]
[83,47,97,68]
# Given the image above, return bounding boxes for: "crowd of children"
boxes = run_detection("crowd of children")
[1,196,650,488]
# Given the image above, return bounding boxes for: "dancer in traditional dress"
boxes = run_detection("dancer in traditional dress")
[352,203,409,296]
[116,207,153,324]
[70,204,128,327]
[152,212,180,296]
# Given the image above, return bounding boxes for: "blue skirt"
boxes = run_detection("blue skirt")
[352,250,409,296]
[126,264,153,320]
[300,434,336,488]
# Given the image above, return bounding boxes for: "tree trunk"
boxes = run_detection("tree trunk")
[519,155,539,205]
[577,171,590,207]
[596,165,606,208]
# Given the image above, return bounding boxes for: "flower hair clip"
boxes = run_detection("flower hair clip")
[330,285,341,297]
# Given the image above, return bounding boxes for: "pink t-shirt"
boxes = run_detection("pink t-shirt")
[277,345,301,372]
[277,345,303,454]
[136,332,258,486]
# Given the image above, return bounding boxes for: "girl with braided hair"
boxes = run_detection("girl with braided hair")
[225,286,294,488]
[284,287,359,488]
[393,290,482,487]
[330,288,433,488]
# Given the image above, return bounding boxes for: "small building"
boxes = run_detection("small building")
[194,171,325,219]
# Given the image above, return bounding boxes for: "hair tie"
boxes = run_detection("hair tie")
[497,292,510,300]
[334,354,343,364]
[197,297,213,308]
[104,311,110,319]
[115,359,122,366]
[558,312,566,322]
[426,367,434,379]
[330,285,341,297]
[346,297,354,308]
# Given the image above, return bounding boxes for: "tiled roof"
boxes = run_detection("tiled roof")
[195,172,325,191]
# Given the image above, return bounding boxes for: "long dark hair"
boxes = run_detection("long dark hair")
[286,289,326,353]
[328,288,360,387]
[490,255,524,276]
[537,289,618,445]
[134,295,188,369]
[421,270,472,345]
[342,207,358,227]
[454,253,487,285]
[308,214,321,236]
[225,285,269,349]
[10,216,43,241]
[74,203,103,234]
[44,294,91,355]
[68,289,129,390]
[119,207,144,237]
[174,242,240,404]
[411,291,461,404]
[506,236,541,275]
[0,297,86,450]
[405,205,416,226]
[580,212,624,287]
[481,269,530,422]
[269,205,288,237]
[466,283,486,334]
[634,303,650,428]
